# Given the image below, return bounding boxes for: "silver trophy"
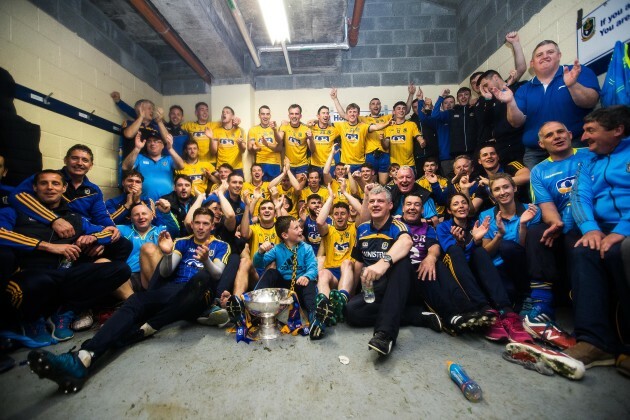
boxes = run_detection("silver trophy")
[242,288,293,340]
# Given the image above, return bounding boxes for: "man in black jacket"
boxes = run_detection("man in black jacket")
[160,174,196,237]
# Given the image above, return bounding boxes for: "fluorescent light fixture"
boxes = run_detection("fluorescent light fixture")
[258,0,290,44]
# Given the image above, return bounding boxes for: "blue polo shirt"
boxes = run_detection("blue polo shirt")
[479,203,541,266]
[515,65,600,148]
[133,154,175,201]
[530,148,593,233]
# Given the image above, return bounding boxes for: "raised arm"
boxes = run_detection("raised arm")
[505,32,526,83]
[122,132,144,171]
[322,144,339,185]
[330,88,347,120]
[316,185,334,237]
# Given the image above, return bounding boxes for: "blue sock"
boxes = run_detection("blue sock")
[531,289,552,303]
[340,290,349,302]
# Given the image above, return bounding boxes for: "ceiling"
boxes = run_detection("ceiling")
[89,0,461,86]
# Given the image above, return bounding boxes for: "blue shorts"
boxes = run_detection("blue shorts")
[348,163,364,173]
[326,267,341,281]
[291,164,309,175]
[365,151,391,173]
[259,163,281,181]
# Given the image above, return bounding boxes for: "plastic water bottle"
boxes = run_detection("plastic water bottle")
[446,361,482,402]
[58,258,73,269]
[362,272,375,303]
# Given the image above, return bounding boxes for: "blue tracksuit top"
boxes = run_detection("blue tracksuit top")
[253,241,318,282]
[571,137,630,236]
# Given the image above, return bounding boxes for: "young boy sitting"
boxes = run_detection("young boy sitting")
[253,216,331,340]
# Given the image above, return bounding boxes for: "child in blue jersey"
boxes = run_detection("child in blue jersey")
[28,207,229,393]
[252,216,321,339]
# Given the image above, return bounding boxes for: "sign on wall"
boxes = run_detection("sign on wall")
[577,0,630,75]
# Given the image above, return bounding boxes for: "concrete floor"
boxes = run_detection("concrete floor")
[1,316,629,420]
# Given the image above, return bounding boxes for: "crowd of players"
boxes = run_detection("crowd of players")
[0,33,628,393]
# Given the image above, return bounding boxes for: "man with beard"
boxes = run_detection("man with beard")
[106,170,153,225]
[160,175,197,238]
[176,139,218,194]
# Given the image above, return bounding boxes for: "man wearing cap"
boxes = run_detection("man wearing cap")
[122,131,185,201]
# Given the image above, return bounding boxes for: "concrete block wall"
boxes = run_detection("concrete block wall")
[456,0,551,81]
[253,0,459,90]
[0,0,162,199]
[462,0,603,84]
[26,0,162,92]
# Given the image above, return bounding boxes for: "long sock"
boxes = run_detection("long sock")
[339,290,349,303]
[530,282,552,302]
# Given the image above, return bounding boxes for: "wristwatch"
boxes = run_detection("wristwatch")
[382,254,393,266]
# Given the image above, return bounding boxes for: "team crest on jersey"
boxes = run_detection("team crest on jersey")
[555,175,576,194]
[362,241,368,248]
[84,188,91,194]
[381,242,389,250]
[162,161,168,167]
[346,133,359,142]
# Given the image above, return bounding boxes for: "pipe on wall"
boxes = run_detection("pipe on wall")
[130,0,213,85]
[348,0,365,47]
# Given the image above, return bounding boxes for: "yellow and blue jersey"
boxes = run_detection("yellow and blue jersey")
[384,121,420,167]
[176,161,216,193]
[280,123,310,167]
[310,124,339,167]
[360,114,392,153]
[248,223,279,259]
[181,121,222,163]
[335,121,369,165]
[248,125,281,165]
[322,222,356,269]
[213,126,244,170]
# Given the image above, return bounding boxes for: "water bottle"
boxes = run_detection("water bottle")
[361,268,375,303]
[58,257,73,269]
[446,361,482,402]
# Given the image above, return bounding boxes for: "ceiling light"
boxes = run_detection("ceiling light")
[258,0,290,44]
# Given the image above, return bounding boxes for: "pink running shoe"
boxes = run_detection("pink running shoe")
[484,310,509,342]
[502,312,534,343]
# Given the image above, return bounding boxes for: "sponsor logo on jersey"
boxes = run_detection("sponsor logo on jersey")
[346,133,359,142]
[220,138,235,145]
[391,135,406,143]
[288,136,301,145]
[334,242,349,253]
[315,135,330,143]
